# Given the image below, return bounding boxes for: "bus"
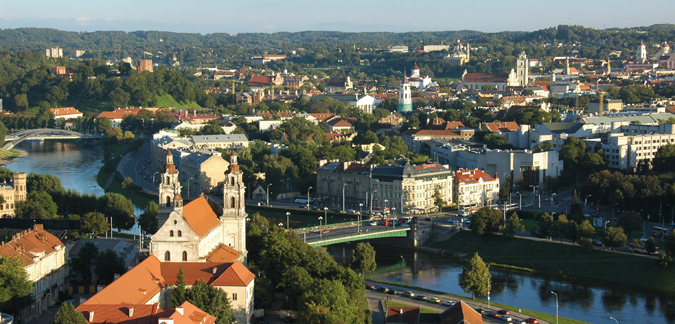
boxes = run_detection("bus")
[653,226,671,237]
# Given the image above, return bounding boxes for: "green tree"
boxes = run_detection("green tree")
[568,190,584,222]
[482,134,513,149]
[99,192,135,230]
[27,173,65,195]
[646,236,658,254]
[432,186,446,218]
[553,214,569,242]
[577,220,596,240]
[0,121,6,145]
[71,242,98,283]
[604,226,628,250]
[138,201,159,235]
[0,256,33,316]
[171,268,187,308]
[458,252,491,299]
[617,212,643,234]
[652,144,675,173]
[54,302,87,324]
[94,249,126,285]
[667,230,675,256]
[351,242,376,276]
[14,200,48,219]
[186,279,235,324]
[297,278,362,324]
[537,213,555,239]
[502,213,525,238]
[27,191,58,218]
[470,208,502,236]
[96,117,112,134]
[81,212,108,236]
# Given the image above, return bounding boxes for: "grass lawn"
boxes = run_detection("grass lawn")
[107,175,155,209]
[520,218,538,231]
[75,98,114,113]
[385,301,438,314]
[155,93,200,108]
[430,231,675,293]
[0,149,22,159]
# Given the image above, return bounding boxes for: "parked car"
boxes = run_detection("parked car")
[414,295,427,301]
[483,312,497,318]
[497,310,511,315]
[525,318,539,323]
[365,284,375,290]
[377,286,389,293]
[498,314,512,322]
[442,300,455,306]
[370,222,378,226]
[428,297,441,303]
[388,290,400,295]
[348,209,356,213]
[592,239,605,247]
[474,308,486,314]
[403,291,415,297]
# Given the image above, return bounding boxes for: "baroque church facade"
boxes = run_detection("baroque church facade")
[151,151,248,265]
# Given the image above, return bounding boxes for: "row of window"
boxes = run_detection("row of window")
[165,251,188,262]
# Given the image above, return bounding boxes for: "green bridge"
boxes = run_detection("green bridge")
[302,227,410,247]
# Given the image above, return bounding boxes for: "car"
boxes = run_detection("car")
[498,314,512,322]
[639,237,649,242]
[377,286,389,293]
[365,284,375,290]
[497,310,511,315]
[483,312,497,318]
[414,295,427,301]
[525,318,539,324]
[322,229,330,234]
[473,308,486,314]
[428,297,441,303]
[592,239,605,247]
[403,291,415,297]
[442,300,455,306]
[370,222,378,226]
[388,290,400,295]
[425,217,432,221]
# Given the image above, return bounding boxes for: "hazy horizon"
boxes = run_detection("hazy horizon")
[1,0,674,34]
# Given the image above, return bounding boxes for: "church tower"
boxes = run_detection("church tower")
[412,63,420,77]
[637,41,647,63]
[397,72,413,112]
[221,152,248,262]
[516,51,529,86]
[157,151,182,226]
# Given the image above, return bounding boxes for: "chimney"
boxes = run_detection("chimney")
[175,307,184,316]
[212,267,217,274]
[114,273,121,281]
[79,297,87,305]
[88,311,95,322]
[128,306,134,318]
[399,308,403,314]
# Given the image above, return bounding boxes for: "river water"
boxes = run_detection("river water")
[8,140,675,323]
[5,140,143,235]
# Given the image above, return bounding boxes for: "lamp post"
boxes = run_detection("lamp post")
[359,203,363,233]
[609,317,618,324]
[286,212,290,230]
[187,177,194,199]
[318,216,323,238]
[392,207,397,228]
[266,183,271,206]
[516,191,522,210]
[399,255,405,289]
[585,194,592,215]
[307,186,312,210]
[529,185,539,205]
[152,172,161,185]
[324,207,329,227]
[384,199,389,218]
[278,222,283,229]
[342,183,347,213]
[551,291,559,324]
[487,272,491,309]
[370,190,377,215]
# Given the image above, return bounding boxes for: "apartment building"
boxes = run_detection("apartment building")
[601,127,675,169]
[454,169,500,207]
[316,161,454,214]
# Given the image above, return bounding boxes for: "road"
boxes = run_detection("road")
[364,281,546,324]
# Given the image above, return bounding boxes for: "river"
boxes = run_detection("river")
[8,140,675,323]
[5,140,144,235]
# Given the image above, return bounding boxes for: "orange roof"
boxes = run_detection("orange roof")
[249,75,272,85]
[160,262,231,285]
[327,118,353,127]
[455,169,497,184]
[386,306,420,323]
[83,255,165,305]
[211,262,255,286]
[205,244,241,263]
[464,73,509,83]
[182,196,221,237]
[440,301,483,324]
[308,113,335,121]
[77,301,216,324]
[50,107,82,117]
[96,108,143,120]
[0,224,64,267]
[484,121,519,132]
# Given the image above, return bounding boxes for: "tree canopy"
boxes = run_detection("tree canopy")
[458,252,491,299]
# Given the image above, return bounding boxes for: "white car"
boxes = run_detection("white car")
[498,314,512,322]
[369,222,378,226]
[442,300,455,306]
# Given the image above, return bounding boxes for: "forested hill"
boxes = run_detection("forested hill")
[1,24,674,60]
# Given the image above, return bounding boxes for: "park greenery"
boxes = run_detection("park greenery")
[458,252,491,299]
[54,302,88,324]
[0,255,33,317]
[246,212,372,323]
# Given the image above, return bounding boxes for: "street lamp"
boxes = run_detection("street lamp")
[516,191,522,210]
[609,317,618,324]
[324,207,329,227]
[266,183,271,206]
[585,194,592,215]
[392,207,396,228]
[318,216,323,238]
[286,212,290,230]
[370,189,377,215]
[342,183,348,213]
[399,255,405,289]
[384,199,389,218]
[487,272,491,309]
[551,291,558,324]
[358,203,363,233]
[307,186,312,210]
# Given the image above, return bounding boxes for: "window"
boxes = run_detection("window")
[231,197,236,208]
[232,293,238,301]
[170,230,174,237]
[165,251,170,261]
[182,251,187,261]
[166,196,171,207]
[177,230,182,237]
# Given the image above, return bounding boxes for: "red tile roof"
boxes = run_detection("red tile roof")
[308,113,335,121]
[77,301,216,324]
[327,118,353,127]
[484,121,520,132]
[440,301,483,324]
[464,73,509,83]
[249,75,272,85]
[0,224,64,267]
[386,306,420,323]
[404,129,460,136]
[455,169,497,184]
[211,262,255,286]
[205,243,241,263]
[182,196,221,237]
[50,107,82,117]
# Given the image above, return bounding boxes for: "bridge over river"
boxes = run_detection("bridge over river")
[3,129,103,150]
[293,221,410,247]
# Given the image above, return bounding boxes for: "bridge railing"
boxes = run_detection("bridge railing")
[303,227,409,243]
[293,220,368,233]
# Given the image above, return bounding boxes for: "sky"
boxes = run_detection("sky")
[0,0,674,34]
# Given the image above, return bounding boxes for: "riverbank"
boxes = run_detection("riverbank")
[429,230,675,294]
[0,148,27,164]
[366,277,586,324]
